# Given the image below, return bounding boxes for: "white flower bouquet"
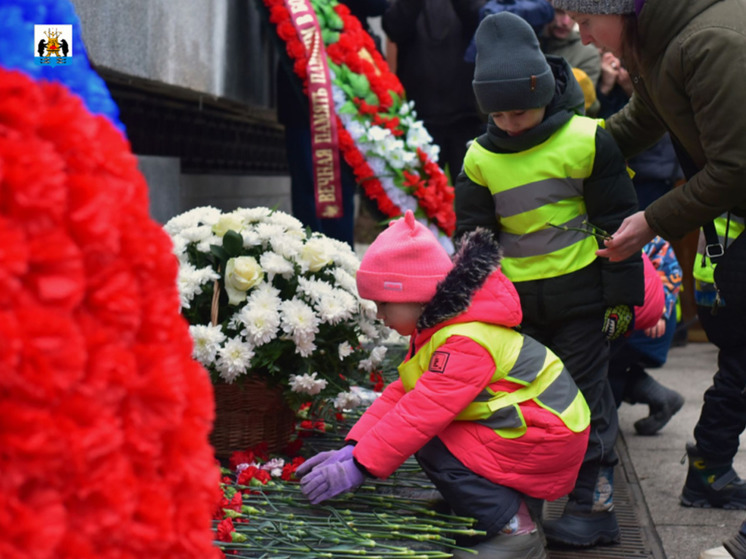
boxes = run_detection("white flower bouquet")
[164,206,391,411]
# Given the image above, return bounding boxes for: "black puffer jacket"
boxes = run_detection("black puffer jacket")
[454,56,644,322]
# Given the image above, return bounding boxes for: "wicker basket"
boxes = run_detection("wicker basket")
[210,378,296,459]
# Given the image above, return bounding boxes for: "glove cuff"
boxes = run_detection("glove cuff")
[353,457,374,478]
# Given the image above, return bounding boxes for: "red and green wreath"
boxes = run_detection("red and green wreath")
[263,0,456,250]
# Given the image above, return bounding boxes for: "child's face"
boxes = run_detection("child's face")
[567,12,624,58]
[490,107,546,137]
[374,301,423,336]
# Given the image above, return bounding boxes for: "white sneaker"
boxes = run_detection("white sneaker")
[700,546,733,559]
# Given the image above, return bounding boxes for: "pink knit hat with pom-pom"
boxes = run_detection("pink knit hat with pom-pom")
[356,210,453,303]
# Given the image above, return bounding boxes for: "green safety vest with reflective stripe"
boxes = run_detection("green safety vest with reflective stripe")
[463,115,600,282]
[398,322,589,439]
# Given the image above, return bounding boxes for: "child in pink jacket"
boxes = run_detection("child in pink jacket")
[297,210,590,559]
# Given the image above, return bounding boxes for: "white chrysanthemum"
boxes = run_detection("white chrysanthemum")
[195,234,222,254]
[357,345,389,373]
[333,391,362,411]
[357,355,378,373]
[360,299,379,322]
[330,247,361,276]
[177,263,220,309]
[234,304,281,346]
[240,227,264,249]
[317,290,357,325]
[368,345,388,367]
[215,338,255,383]
[293,335,318,358]
[280,299,320,338]
[289,372,328,396]
[189,324,226,365]
[170,235,189,262]
[179,224,216,244]
[235,206,273,224]
[265,210,305,232]
[270,233,305,261]
[164,206,220,235]
[260,251,295,280]
[247,282,282,308]
[338,341,354,360]
[254,222,286,244]
[331,267,358,293]
[297,277,335,302]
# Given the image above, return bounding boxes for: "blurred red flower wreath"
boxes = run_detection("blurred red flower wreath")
[0,68,220,559]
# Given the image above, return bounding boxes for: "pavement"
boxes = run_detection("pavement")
[614,337,746,559]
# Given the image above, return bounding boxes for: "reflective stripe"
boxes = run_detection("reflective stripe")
[463,115,600,282]
[500,214,591,257]
[398,322,590,437]
[493,177,584,217]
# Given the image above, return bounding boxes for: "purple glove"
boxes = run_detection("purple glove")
[300,459,365,504]
[295,445,355,479]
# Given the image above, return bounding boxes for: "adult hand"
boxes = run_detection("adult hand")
[300,459,365,504]
[597,211,655,262]
[295,445,354,479]
[599,51,620,96]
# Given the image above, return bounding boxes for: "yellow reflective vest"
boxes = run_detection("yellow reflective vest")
[398,322,590,439]
[462,115,600,282]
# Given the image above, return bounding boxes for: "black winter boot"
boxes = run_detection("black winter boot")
[624,370,684,436]
[543,467,620,548]
[681,443,746,509]
[542,510,620,548]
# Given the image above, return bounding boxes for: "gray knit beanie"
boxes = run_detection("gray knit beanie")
[551,0,635,14]
[472,12,555,114]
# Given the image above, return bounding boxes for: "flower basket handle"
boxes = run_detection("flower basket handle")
[211,276,220,326]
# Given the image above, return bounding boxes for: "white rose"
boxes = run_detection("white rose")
[300,238,332,272]
[212,214,244,237]
[224,256,264,305]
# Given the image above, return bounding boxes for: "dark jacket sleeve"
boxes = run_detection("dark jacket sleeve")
[585,126,645,307]
[453,158,500,245]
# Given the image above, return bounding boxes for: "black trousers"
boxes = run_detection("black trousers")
[521,315,618,510]
[415,436,522,542]
[694,304,746,464]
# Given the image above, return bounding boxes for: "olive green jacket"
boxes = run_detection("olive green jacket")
[606,0,746,240]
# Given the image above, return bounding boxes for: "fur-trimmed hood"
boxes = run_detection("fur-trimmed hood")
[416,229,523,333]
